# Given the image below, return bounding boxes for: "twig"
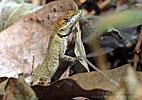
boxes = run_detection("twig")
[134,28,142,70]
[31,55,35,75]
[99,0,111,9]
[74,28,120,87]
[90,0,110,15]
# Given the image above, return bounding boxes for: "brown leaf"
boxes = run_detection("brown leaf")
[2,74,37,100]
[70,64,129,91]
[32,64,142,100]
[0,0,42,32]
[0,0,77,82]
[107,67,142,100]
[0,78,8,95]
[32,79,111,100]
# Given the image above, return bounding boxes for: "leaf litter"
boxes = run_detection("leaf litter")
[0,0,142,100]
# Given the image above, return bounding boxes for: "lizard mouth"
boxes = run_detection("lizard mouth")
[69,10,82,28]
[57,10,82,38]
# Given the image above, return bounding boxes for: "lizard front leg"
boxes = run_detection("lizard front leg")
[60,54,81,62]
[59,37,81,62]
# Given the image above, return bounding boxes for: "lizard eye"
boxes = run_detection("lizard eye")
[59,28,64,33]
[58,28,71,38]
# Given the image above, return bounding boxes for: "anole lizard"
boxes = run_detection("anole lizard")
[31,10,82,85]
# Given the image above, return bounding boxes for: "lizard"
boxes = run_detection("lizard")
[31,10,83,85]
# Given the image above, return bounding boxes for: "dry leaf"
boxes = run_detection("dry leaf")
[0,0,77,83]
[32,79,111,100]
[70,64,129,91]
[2,74,37,100]
[31,64,142,100]
[107,67,142,100]
[74,22,89,72]
[0,78,8,96]
[0,0,42,32]
[81,16,139,57]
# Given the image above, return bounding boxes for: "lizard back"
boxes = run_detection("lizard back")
[32,10,82,85]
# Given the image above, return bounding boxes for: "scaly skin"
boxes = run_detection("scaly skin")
[32,10,82,85]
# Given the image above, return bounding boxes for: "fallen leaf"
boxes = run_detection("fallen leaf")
[2,74,37,100]
[0,0,77,83]
[32,79,111,100]
[0,78,8,95]
[107,67,142,100]
[81,16,139,57]
[87,9,142,43]
[31,64,142,100]
[74,17,89,72]
[0,0,42,32]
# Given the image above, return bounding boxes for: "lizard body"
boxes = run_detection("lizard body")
[32,10,82,85]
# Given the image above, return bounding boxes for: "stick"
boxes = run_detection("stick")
[134,27,142,70]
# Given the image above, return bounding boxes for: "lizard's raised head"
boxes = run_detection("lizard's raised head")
[55,10,82,37]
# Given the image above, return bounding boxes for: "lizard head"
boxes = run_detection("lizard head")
[55,10,82,37]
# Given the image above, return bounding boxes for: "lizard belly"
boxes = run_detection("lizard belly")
[32,36,62,85]
[44,36,68,83]
[48,36,68,71]
[47,39,61,73]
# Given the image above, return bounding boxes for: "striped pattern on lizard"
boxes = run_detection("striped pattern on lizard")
[31,10,82,85]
